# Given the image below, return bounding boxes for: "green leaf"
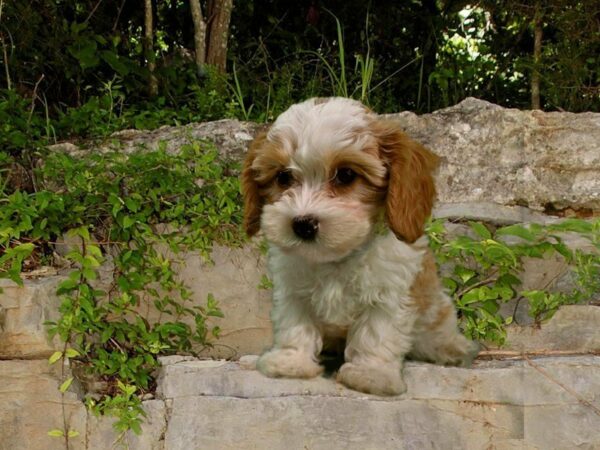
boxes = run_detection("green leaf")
[442,277,458,293]
[125,197,140,212]
[87,245,103,260]
[496,224,536,242]
[454,265,476,283]
[65,348,80,358]
[67,430,80,438]
[123,216,135,229]
[48,429,64,437]
[59,377,74,393]
[82,267,97,281]
[469,222,491,239]
[101,50,131,76]
[48,351,63,365]
[549,219,593,234]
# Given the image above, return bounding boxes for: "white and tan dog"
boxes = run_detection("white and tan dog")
[242,97,478,395]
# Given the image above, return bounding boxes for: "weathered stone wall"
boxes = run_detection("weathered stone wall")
[4,352,599,450]
[3,99,600,449]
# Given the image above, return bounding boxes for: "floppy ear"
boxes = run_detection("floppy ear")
[241,131,267,237]
[374,119,439,243]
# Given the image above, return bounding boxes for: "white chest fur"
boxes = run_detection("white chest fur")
[268,233,426,327]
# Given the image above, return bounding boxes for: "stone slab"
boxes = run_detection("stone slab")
[157,356,600,406]
[166,396,524,450]
[503,305,600,352]
[159,356,600,450]
[388,98,600,212]
[86,399,167,450]
[0,359,87,450]
[0,277,64,358]
[433,201,561,225]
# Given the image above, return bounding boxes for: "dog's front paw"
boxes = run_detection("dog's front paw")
[436,335,481,368]
[337,362,406,396]
[257,348,323,379]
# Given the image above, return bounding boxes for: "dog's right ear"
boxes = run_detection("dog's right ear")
[241,131,268,237]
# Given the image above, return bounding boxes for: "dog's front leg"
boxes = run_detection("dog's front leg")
[337,304,415,395]
[257,291,323,379]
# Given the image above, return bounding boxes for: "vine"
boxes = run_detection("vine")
[428,218,600,344]
[1,139,242,438]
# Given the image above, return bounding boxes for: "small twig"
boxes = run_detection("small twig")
[511,296,524,324]
[477,349,600,360]
[112,0,127,31]
[0,20,11,90]
[109,338,126,354]
[456,270,499,298]
[84,0,104,23]
[523,354,600,417]
[28,74,45,124]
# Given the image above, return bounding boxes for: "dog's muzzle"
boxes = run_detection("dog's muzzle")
[292,215,319,240]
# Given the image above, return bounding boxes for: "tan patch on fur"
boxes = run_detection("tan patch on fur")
[242,131,292,236]
[327,147,387,188]
[251,139,291,185]
[427,304,452,331]
[241,132,266,236]
[372,120,439,243]
[409,250,442,313]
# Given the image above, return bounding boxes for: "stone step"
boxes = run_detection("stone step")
[3,355,600,449]
[156,356,600,450]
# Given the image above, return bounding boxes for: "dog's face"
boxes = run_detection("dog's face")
[242,97,439,263]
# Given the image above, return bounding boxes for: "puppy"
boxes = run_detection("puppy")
[241,97,478,395]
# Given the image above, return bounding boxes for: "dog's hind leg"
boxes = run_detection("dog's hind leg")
[409,293,479,367]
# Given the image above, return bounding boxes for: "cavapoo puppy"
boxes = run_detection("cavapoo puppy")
[241,97,478,395]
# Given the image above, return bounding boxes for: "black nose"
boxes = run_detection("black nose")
[292,216,319,240]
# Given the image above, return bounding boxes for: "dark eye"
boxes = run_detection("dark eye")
[276,170,293,188]
[334,167,357,186]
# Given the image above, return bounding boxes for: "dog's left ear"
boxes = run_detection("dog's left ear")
[373,119,439,243]
[241,131,268,237]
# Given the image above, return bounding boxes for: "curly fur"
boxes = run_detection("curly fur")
[241,97,478,395]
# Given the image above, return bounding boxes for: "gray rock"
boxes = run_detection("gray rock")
[433,201,561,225]
[388,98,600,212]
[171,243,273,359]
[0,277,64,358]
[0,359,87,450]
[86,400,166,450]
[51,119,264,162]
[502,305,600,352]
[160,356,600,450]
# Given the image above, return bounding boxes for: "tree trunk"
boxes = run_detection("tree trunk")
[189,0,207,76]
[531,1,543,110]
[206,0,233,73]
[144,0,158,96]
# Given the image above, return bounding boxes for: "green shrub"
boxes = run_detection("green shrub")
[428,219,600,344]
[1,139,242,436]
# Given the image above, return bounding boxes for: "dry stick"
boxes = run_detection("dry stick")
[28,74,45,123]
[455,270,499,298]
[112,0,126,31]
[0,0,11,91]
[523,354,600,417]
[477,349,600,359]
[84,0,104,24]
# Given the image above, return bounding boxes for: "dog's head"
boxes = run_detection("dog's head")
[242,97,438,263]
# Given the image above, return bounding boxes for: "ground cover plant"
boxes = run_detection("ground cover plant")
[1,139,242,441]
